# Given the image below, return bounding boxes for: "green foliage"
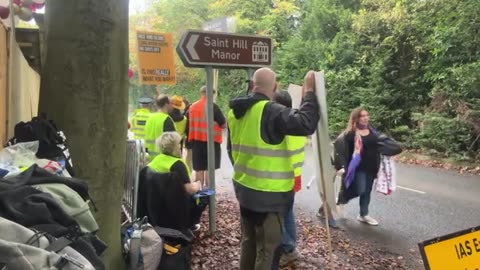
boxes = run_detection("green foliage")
[412,113,474,160]
[129,0,480,160]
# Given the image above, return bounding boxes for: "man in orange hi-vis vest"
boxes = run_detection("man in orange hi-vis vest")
[186,86,226,188]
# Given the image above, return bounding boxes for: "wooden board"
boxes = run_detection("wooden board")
[287,84,302,109]
[313,71,336,211]
[8,38,40,138]
[287,76,336,211]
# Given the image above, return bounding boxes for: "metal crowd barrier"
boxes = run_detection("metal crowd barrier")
[122,139,146,225]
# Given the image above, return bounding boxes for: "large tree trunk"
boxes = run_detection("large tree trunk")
[39,1,129,268]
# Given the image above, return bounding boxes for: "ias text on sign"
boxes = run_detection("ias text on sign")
[176,30,272,69]
[136,31,176,85]
[419,225,480,270]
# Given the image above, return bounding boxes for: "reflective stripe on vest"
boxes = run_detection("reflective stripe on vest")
[230,144,304,158]
[188,97,223,143]
[233,164,294,180]
[228,100,294,192]
[144,112,171,158]
[130,109,151,139]
[189,127,223,137]
[148,153,192,179]
[286,136,307,178]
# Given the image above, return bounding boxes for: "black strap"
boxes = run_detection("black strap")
[154,226,193,242]
[45,237,73,253]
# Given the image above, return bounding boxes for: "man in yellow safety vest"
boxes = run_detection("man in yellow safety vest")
[130,97,154,140]
[144,94,176,158]
[227,68,320,270]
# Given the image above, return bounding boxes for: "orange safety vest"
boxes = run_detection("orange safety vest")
[188,97,223,144]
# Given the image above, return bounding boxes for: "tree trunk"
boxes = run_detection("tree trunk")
[39,1,129,269]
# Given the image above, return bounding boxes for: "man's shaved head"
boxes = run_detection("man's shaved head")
[252,67,277,98]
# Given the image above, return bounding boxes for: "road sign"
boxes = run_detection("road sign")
[177,30,272,68]
[136,31,176,85]
[419,225,480,270]
[203,17,236,33]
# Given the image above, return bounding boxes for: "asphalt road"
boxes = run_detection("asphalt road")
[215,139,480,268]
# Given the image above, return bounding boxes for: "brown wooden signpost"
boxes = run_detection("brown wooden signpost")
[177,30,272,234]
[177,30,272,68]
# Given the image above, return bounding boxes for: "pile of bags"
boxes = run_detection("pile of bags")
[0,115,106,269]
[2,114,74,178]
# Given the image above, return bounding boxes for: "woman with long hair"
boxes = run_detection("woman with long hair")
[334,107,381,226]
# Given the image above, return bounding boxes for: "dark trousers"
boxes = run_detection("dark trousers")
[189,197,208,227]
[240,211,283,270]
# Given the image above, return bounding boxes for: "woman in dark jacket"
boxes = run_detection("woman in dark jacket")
[333,107,401,226]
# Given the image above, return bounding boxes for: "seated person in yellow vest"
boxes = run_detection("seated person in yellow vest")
[130,97,154,140]
[168,95,188,149]
[227,69,319,270]
[187,86,227,188]
[144,94,176,158]
[147,132,206,231]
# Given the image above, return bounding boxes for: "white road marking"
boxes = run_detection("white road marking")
[397,185,426,194]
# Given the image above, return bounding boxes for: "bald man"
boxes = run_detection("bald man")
[227,69,320,270]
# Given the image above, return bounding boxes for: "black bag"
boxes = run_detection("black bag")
[155,227,193,270]
[5,113,75,176]
[378,134,403,156]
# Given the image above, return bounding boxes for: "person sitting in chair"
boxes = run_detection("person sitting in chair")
[139,132,206,232]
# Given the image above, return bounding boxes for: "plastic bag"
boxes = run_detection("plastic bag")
[0,141,39,173]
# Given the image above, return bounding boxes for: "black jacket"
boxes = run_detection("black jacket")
[0,167,106,270]
[227,91,319,213]
[333,130,403,172]
[334,129,402,204]
[169,108,185,123]
[0,165,90,200]
[137,167,191,232]
[228,92,319,149]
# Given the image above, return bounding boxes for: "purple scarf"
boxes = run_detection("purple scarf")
[344,126,367,188]
[344,153,361,189]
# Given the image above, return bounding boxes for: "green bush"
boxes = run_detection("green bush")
[412,113,474,159]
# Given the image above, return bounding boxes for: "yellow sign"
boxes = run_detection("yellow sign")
[136,31,176,85]
[419,226,480,270]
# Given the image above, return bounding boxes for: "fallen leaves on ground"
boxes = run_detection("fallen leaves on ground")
[191,193,407,270]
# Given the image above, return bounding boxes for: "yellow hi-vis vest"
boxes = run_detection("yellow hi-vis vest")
[130,108,151,140]
[174,117,187,137]
[148,153,192,179]
[286,136,307,178]
[228,100,300,192]
[144,112,173,157]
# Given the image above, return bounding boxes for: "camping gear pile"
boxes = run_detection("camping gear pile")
[0,115,106,270]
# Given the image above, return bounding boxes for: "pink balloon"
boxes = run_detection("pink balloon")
[128,68,134,79]
[0,6,10,19]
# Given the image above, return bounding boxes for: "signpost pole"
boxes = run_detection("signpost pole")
[213,69,219,99]
[205,66,216,234]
